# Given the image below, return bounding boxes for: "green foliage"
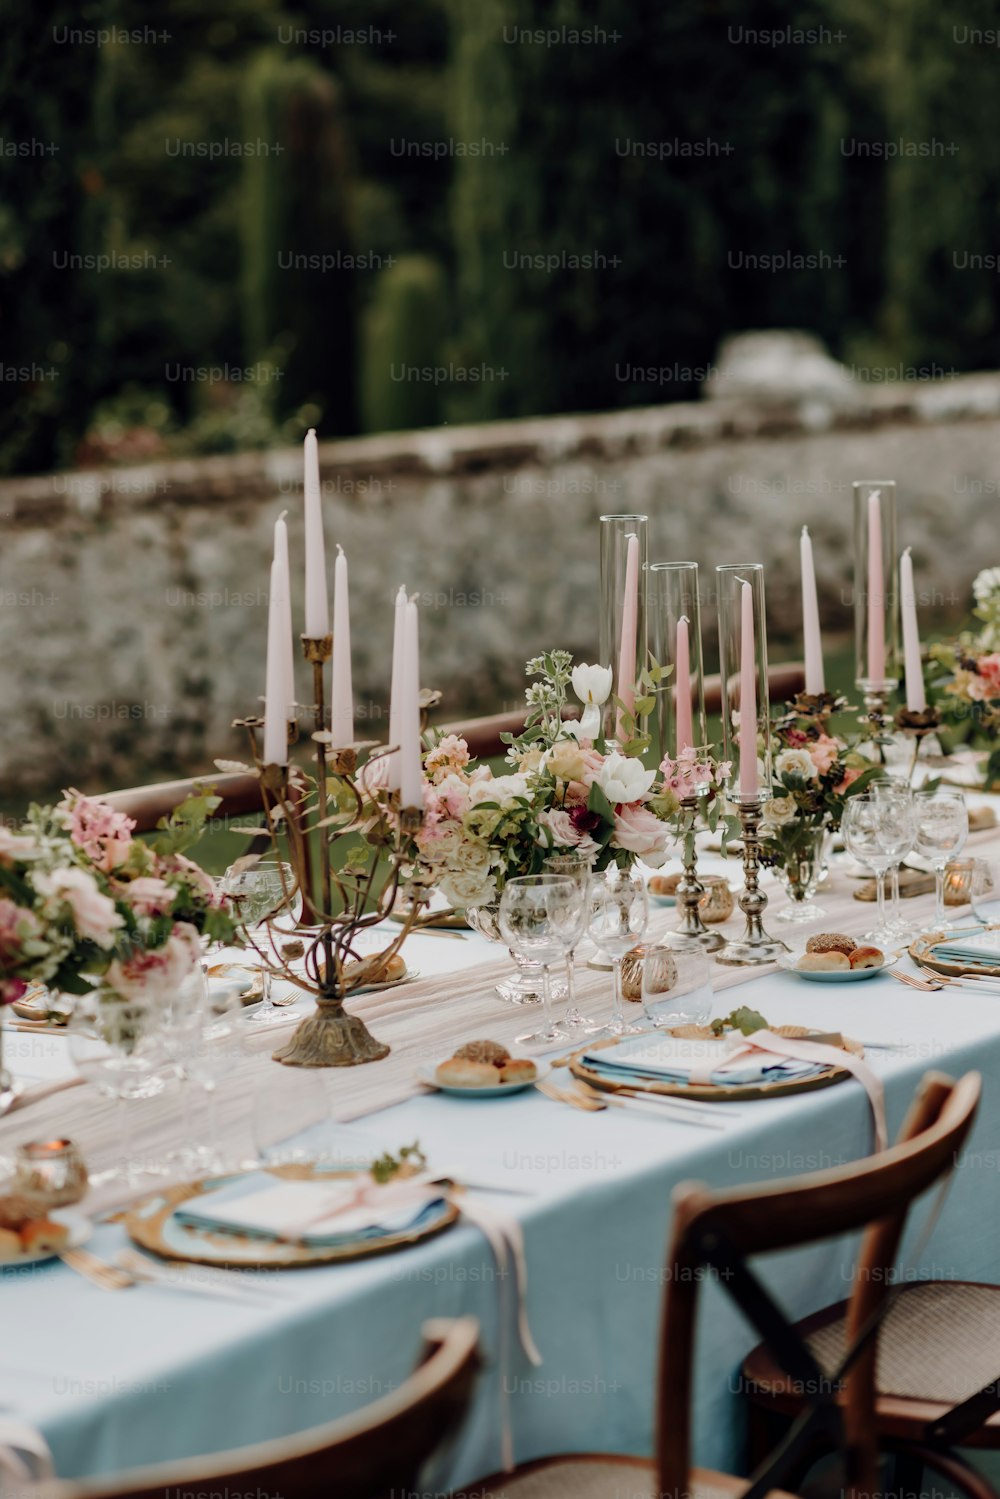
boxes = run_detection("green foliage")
[360,254,449,431]
[151,788,224,857]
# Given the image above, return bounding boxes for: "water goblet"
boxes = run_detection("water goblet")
[641,944,713,1030]
[587,869,650,1037]
[872,781,919,940]
[498,876,581,1050]
[841,796,896,946]
[913,789,969,932]
[543,852,602,1035]
[219,860,296,1025]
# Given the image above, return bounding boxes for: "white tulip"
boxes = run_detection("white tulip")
[595,752,656,805]
[572,663,613,707]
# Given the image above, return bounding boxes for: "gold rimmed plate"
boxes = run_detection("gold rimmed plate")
[125,1165,458,1271]
[569,1026,863,1104]
[910,927,1000,979]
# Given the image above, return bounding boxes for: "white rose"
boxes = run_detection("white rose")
[762,795,798,829]
[595,752,656,805]
[468,774,530,809]
[973,568,1000,604]
[775,749,818,782]
[439,870,496,910]
[572,662,613,708]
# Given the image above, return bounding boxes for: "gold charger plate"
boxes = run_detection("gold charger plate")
[125,1164,459,1271]
[569,1025,863,1103]
[909,926,1000,979]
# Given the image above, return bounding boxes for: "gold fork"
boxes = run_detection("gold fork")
[60,1247,134,1291]
[889,969,941,991]
[535,1078,604,1112]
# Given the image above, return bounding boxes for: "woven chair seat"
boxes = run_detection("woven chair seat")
[471,1456,795,1499]
[806,1282,1000,1405]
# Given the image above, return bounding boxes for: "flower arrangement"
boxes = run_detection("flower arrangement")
[928,568,1000,784]
[0,789,235,1009]
[758,703,880,866]
[387,651,681,909]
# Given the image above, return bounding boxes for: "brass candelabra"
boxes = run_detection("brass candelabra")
[233,633,426,1069]
[715,799,788,966]
[665,796,726,954]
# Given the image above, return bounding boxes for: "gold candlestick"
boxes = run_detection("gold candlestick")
[715,799,788,966]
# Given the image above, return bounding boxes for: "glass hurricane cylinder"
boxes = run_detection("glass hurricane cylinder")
[599,514,648,737]
[853,480,899,696]
[648,562,708,764]
[715,563,773,805]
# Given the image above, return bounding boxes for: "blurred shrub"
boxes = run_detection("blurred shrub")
[361,254,449,431]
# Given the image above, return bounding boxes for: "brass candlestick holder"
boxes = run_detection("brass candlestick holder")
[665,796,726,954]
[715,799,788,966]
[232,633,426,1069]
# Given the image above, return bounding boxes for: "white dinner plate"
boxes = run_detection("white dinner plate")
[776,953,887,984]
[0,1209,92,1270]
[417,1059,551,1097]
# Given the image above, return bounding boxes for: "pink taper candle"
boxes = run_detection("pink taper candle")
[303,429,329,639]
[800,526,825,695]
[330,545,354,746]
[900,548,926,712]
[867,490,886,683]
[263,559,289,766]
[674,615,694,755]
[399,598,422,810]
[386,584,407,792]
[615,532,640,735]
[738,580,758,799]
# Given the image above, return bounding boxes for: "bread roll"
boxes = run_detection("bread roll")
[806,933,856,956]
[435,1058,499,1088]
[797,950,851,972]
[849,946,884,970]
[0,1228,22,1260]
[344,952,407,986]
[648,874,682,897]
[454,1040,509,1065]
[498,1059,537,1085]
[19,1218,69,1253]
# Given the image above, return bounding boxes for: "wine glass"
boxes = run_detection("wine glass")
[67,986,171,1188]
[872,781,919,940]
[587,869,649,1037]
[543,852,601,1034]
[841,796,895,946]
[219,861,296,1025]
[498,876,580,1050]
[913,789,969,932]
[641,944,713,1030]
[169,975,248,1176]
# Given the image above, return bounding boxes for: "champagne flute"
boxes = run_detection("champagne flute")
[498,876,579,1050]
[543,851,600,1034]
[219,861,296,1025]
[587,869,649,1037]
[914,789,969,932]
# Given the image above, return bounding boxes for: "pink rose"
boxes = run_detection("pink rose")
[34,867,123,949]
[808,735,841,776]
[105,922,200,1000]
[611,802,671,868]
[977,654,1000,696]
[59,793,135,873]
[535,809,599,860]
[122,876,176,917]
[834,766,863,796]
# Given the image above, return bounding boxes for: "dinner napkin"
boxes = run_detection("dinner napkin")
[582,1034,825,1089]
[932,930,1000,966]
[176,1172,444,1245]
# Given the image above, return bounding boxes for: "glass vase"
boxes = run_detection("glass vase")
[772,824,832,922]
[647,561,708,765]
[715,563,773,804]
[853,480,899,697]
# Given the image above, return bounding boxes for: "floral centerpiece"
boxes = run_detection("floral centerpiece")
[0,789,235,1012]
[757,701,881,915]
[927,567,1000,786]
[381,651,681,911]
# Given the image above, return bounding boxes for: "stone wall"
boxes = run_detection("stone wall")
[2,372,999,798]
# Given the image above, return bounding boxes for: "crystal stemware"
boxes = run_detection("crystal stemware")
[587,869,650,1037]
[842,795,896,947]
[872,781,919,940]
[219,860,296,1025]
[913,789,969,932]
[498,876,581,1050]
[543,852,601,1035]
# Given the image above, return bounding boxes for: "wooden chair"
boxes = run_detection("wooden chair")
[33,1317,479,1499]
[468,1070,980,1499]
[101,771,265,835]
[436,661,808,760]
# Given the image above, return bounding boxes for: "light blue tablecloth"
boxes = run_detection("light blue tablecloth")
[3,945,1000,1488]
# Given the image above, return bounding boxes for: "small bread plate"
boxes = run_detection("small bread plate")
[390,898,470,931]
[647,890,677,909]
[12,986,73,1026]
[776,949,888,984]
[417,1059,551,1098]
[0,1210,92,1270]
[351,968,420,997]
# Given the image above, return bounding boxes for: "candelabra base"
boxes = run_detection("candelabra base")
[664,926,727,955]
[714,798,788,967]
[272,998,389,1068]
[715,933,787,967]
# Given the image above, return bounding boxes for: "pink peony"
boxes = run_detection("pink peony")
[34,867,124,948]
[611,802,671,868]
[60,793,135,873]
[105,922,200,1000]
[535,809,599,860]
[122,876,176,916]
[808,735,842,776]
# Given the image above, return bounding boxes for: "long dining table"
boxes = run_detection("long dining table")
[3,798,1000,1489]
